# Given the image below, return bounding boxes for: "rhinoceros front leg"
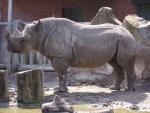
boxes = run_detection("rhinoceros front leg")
[51,58,69,93]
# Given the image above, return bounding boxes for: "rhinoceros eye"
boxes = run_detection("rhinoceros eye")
[21,38,26,44]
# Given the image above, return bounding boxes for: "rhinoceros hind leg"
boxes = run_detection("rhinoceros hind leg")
[124,61,136,92]
[118,56,136,92]
[109,58,125,91]
[54,86,68,93]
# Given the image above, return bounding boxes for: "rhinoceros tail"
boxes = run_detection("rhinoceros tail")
[108,39,120,65]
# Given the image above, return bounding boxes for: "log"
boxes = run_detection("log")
[17,69,44,103]
[0,70,9,101]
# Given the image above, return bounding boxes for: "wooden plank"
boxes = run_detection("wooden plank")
[6,50,11,73]
[39,53,43,65]
[18,64,54,71]
[29,52,34,65]
[20,54,25,65]
[0,70,9,101]
[0,22,7,25]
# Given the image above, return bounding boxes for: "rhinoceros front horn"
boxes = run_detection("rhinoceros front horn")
[5,27,11,40]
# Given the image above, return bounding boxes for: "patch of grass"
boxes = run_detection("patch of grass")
[31,99,41,104]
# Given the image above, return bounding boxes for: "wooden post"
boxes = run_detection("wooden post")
[17,69,44,103]
[0,69,9,101]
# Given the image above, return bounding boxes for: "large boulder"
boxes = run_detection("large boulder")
[123,14,150,42]
[123,14,150,79]
[135,44,150,79]
[91,7,122,25]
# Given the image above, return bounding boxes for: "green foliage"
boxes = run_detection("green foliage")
[31,99,41,104]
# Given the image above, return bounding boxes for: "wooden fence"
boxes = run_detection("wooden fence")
[0,20,53,72]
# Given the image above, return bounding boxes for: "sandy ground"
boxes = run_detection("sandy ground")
[4,71,150,112]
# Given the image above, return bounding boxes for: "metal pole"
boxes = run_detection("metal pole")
[0,0,2,21]
[7,0,13,32]
[7,0,13,73]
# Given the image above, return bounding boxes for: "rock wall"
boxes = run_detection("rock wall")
[123,14,150,79]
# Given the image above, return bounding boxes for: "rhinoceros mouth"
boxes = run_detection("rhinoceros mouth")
[7,46,22,53]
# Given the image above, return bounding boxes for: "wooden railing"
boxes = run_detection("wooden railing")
[12,52,53,71]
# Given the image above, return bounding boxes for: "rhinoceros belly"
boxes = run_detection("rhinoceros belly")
[71,37,117,68]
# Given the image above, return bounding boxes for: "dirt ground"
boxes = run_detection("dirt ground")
[5,70,150,112]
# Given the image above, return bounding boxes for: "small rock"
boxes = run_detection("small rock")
[41,95,74,113]
[91,104,99,108]
[102,101,112,107]
[130,104,140,110]
[44,88,49,91]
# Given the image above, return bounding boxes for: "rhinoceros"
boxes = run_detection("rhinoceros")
[6,17,137,92]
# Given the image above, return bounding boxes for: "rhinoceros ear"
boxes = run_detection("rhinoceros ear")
[17,22,26,32]
[33,20,41,32]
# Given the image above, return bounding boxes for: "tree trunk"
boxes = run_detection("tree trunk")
[0,70,9,101]
[17,69,44,104]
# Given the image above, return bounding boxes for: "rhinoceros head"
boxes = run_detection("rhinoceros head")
[5,20,41,53]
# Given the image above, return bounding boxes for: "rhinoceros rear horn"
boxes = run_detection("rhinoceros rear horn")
[34,20,41,32]
[5,27,11,38]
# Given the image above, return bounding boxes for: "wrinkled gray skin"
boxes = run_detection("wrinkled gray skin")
[6,17,137,92]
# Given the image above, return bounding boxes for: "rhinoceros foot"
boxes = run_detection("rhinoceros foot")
[124,87,135,92]
[54,87,68,93]
[142,70,150,80]
[109,85,120,91]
